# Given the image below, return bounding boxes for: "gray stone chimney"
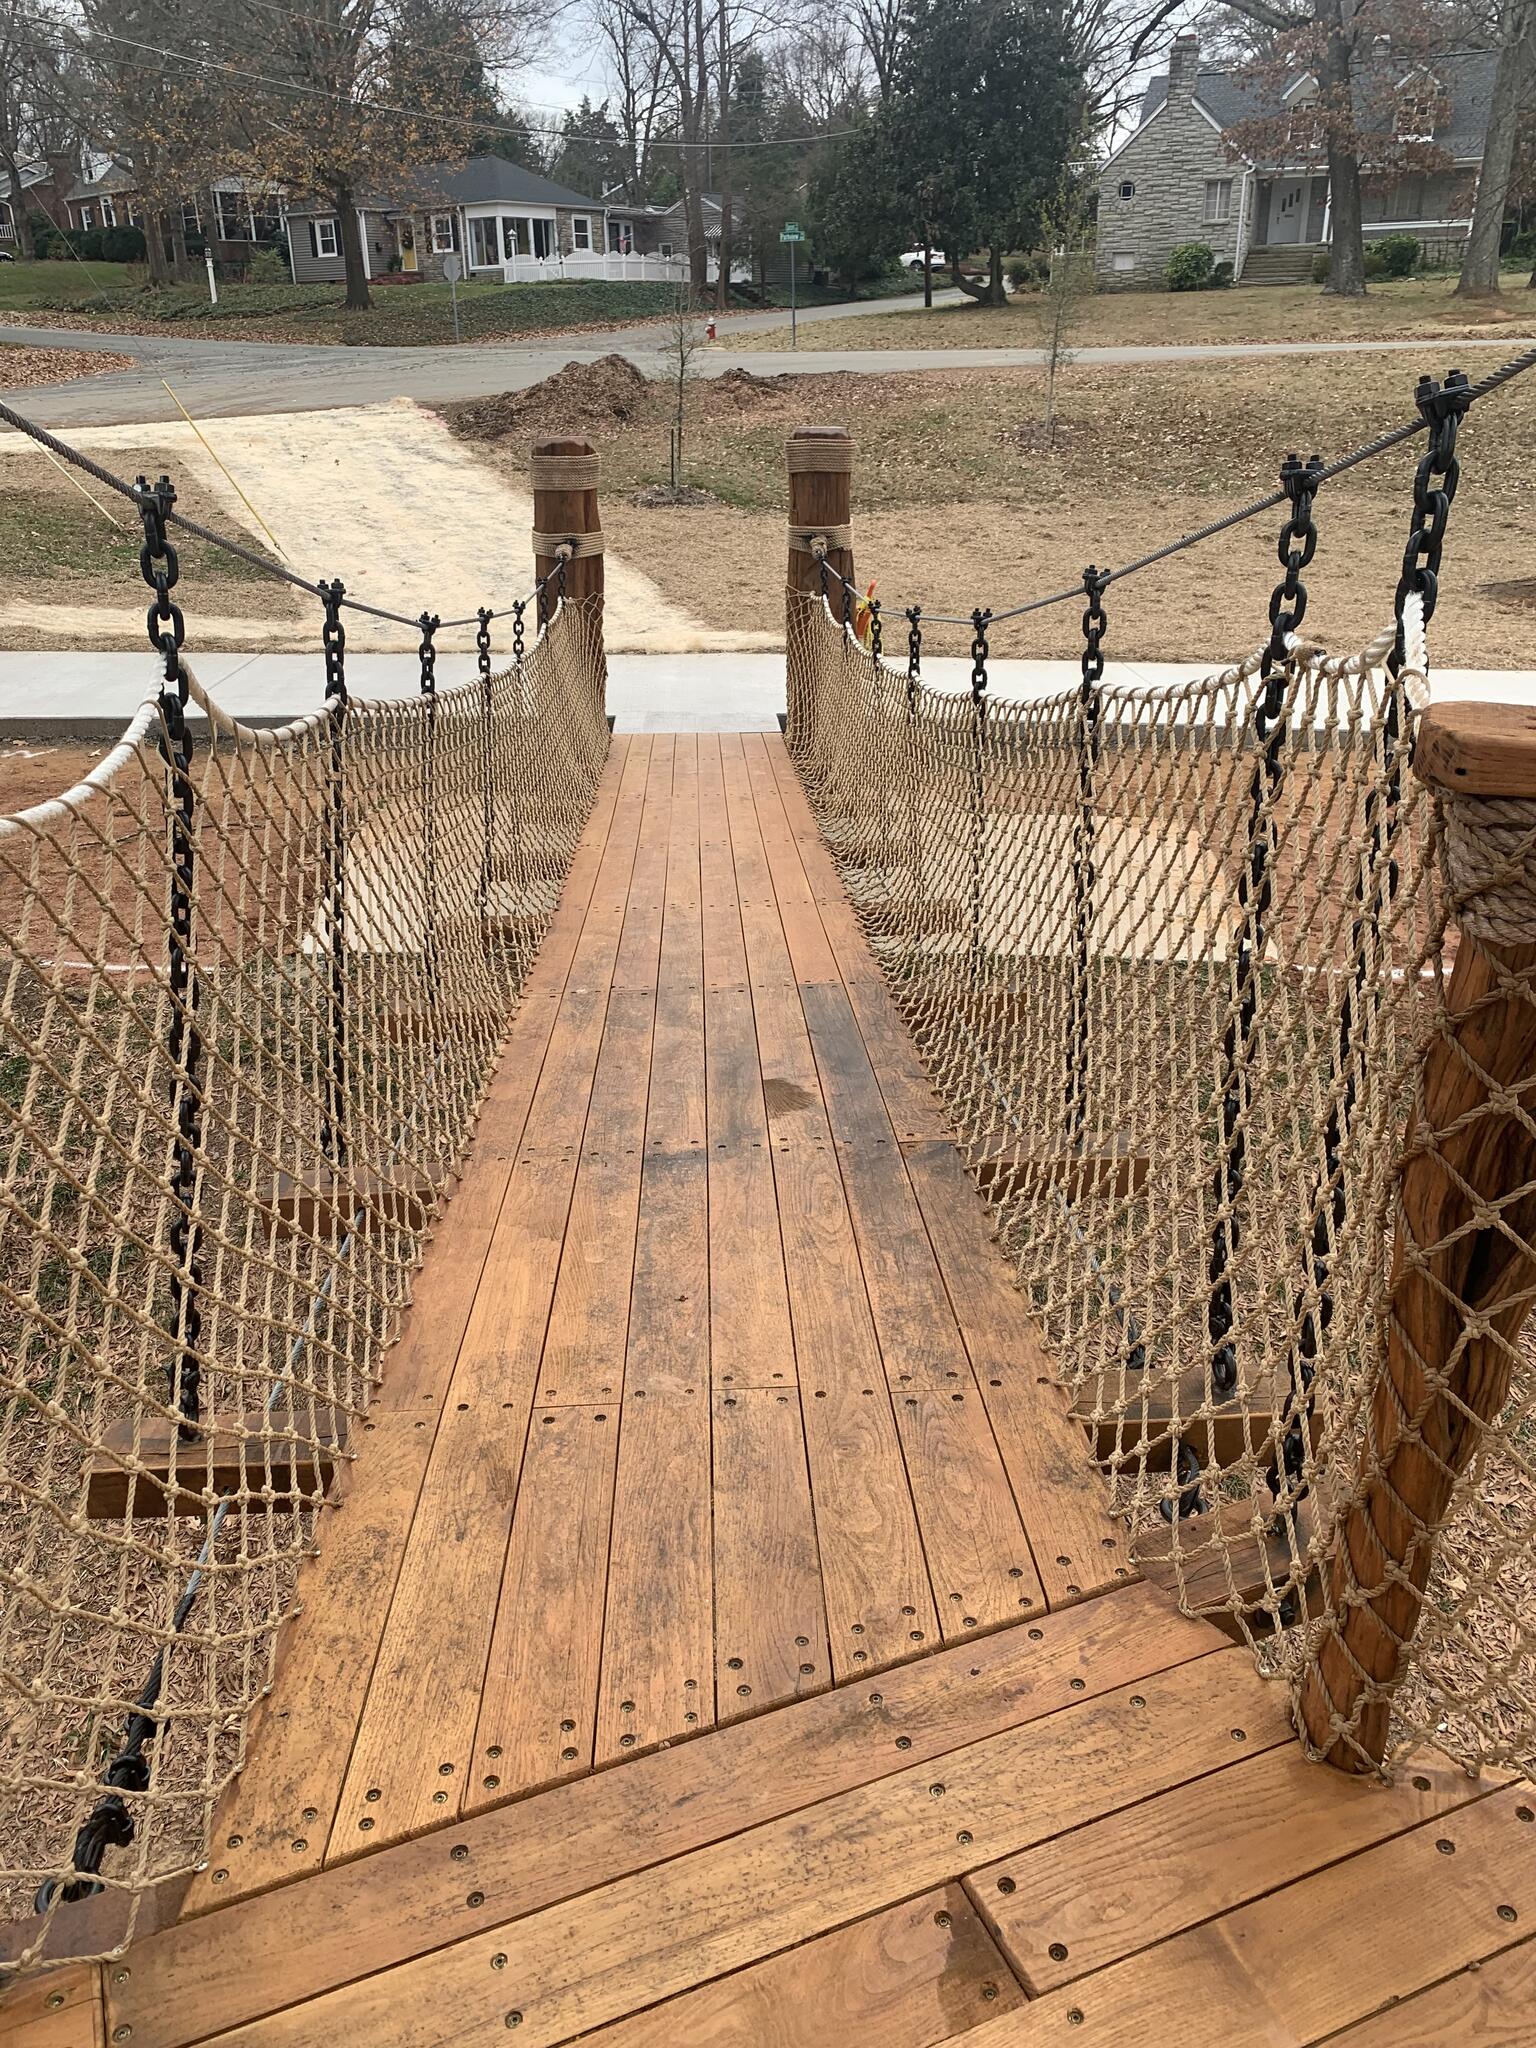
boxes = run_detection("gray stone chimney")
[1167,32,1200,99]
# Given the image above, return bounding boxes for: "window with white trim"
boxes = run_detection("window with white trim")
[78,203,95,230]
[571,214,592,250]
[1118,180,1135,200]
[101,196,116,226]
[658,241,674,258]
[215,189,252,241]
[1112,252,1135,272]
[1204,178,1232,224]
[430,212,455,254]
[315,217,340,257]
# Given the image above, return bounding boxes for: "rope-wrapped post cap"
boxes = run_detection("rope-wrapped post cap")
[1417,704,1536,953]
[530,449,601,491]
[786,430,854,475]
[1415,702,1536,798]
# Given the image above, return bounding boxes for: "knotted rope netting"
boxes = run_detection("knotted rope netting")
[786,358,1536,1779]
[0,583,607,1967]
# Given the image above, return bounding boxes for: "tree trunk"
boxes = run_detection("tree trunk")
[169,211,195,286]
[922,242,932,307]
[988,245,1005,305]
[1318,4,1366,298]
[146,209,171,286]
[950,250,984,301]
[1457,2,1534,297]
[336,185,370,312]
[714,0,730,312]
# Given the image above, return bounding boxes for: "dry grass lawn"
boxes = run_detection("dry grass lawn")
[744,274,1536,352]
[454,349,1536,667]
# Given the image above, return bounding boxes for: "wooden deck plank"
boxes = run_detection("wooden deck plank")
[466,1404,620,1806]
[710,1385,829,1721]
[759,735,951,1138]
[107,1587,1222,2048]
[1,1966,104,2048]
[576,1885,1023,2047]
[536,985,656,1405]
[719,733,797,987]
[185,747,631,1909]
[321,743,652,1861]
[965,1744,1494,1993]
[963,1786,1536,2048]
[893,1391,1043,1637]
[1323,1932,1536,2044]
[902,1139,1132,1607]
[773,1137,940,1675]
[610,734,673,991]
[739,730,841,986]
[187,1654,1282,2048]
[624,1150,709,1397]
[594,1386,714,1763]
[697,734,748,988]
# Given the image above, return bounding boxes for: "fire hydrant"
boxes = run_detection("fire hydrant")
[705,319,717,341]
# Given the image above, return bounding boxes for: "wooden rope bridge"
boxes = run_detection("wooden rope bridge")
[4,430,1536,2048]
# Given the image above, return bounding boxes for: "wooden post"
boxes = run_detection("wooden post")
[785,426,854,747]
[785,425,854,602]
[1297,701,1536,1771]
[531,435,604,636]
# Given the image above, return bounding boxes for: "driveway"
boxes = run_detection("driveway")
[5,297,1533,430]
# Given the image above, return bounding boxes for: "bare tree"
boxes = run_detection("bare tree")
[0,1,75,260]
[592,0,675,196]
[1457,0,1536,293]
[1036,175,1094,447]
[665,283,705,485]
[234,0,546,310]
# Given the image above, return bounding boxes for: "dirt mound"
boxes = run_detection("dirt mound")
[705,366,798,411]
[443,354,655,442]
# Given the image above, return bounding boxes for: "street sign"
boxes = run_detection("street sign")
[442,252,463,282]
[779,223,804,243]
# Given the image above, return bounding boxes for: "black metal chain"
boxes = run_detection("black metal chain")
[319,580,348,1165]
[34,1500,230,1908]
[512,598,526,663]
[417,611,439,696]
[1067,568,1106,1151]
[1393,368,1472,649]
[477,607,496,927]
[969,608,990,703]
[906,605,922,703]
[868,596,882,659]
[1268,369,1475,1549]
[136,474,186,689]
[320,577,347,706]
[968,609,991,982]
[1207,455,1323,1408]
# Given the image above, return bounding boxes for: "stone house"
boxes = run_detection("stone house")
[1096,33,1496,289]
[283,157,683,286]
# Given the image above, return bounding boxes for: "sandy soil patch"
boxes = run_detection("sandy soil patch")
[0,399,775,656]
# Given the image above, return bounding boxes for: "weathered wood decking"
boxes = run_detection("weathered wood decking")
[14,733,1536,2048]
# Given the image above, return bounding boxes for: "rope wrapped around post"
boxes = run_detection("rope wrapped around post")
[1296,701,1536,1772]
[532,438,605,679]
[784,426,855,755]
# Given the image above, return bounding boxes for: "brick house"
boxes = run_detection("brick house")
[1096,33,1497,289]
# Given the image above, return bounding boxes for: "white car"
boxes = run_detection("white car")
[900,249,934,271]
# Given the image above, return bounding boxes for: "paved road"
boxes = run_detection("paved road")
[4,295,1532,429]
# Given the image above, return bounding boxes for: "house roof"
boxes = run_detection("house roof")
[409,156,602,211]
[64,163,138,204]
[1136,46,1498,162]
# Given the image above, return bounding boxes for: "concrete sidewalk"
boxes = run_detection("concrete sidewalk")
[2,649,1533,742]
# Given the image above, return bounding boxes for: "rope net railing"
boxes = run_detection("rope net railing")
[784,361,1536,1782]
[0,425,609,1966]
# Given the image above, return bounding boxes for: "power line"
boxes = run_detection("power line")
[19,8,855,150]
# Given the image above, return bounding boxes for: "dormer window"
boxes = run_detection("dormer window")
[1395,71,1444,144]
